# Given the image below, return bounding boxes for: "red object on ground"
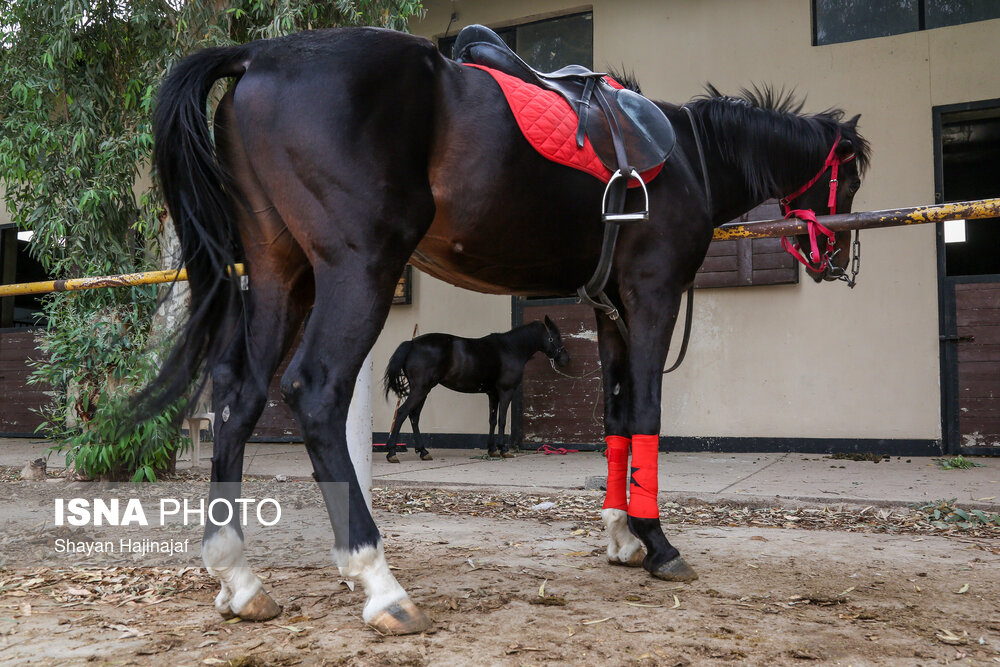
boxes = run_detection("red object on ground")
[537,444,580,455]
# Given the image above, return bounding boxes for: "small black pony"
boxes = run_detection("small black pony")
[147,26,869,635]
[382,317,569,462]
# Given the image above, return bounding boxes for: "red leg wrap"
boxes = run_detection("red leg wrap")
[628,433,660,519]
[602,435,630,511]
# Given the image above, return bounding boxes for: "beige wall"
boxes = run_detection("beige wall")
[393,1,1000,440]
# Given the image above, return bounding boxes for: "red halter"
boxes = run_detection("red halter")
[779,133,855,273]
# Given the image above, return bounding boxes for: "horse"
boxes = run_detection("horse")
[146,26,870,635]
[381,317,570,463]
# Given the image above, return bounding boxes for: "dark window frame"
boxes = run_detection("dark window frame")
[812,1,1000,46]
[438,10,594,71]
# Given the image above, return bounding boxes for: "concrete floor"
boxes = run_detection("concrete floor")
[3,437,998,510]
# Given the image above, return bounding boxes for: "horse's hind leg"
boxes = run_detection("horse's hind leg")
[281,254,432,634]
[385,388,431,463]
[407,398,433,461]
[594,306,645,567]
[202,93,313,620]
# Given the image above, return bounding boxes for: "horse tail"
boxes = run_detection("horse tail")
[135,46,252,420]
[383,341,413,400]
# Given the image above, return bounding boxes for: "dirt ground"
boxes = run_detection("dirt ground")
[1,478,999,666]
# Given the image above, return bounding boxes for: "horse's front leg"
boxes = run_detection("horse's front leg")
[486,390,501,457]
[624,288,698,582]
[496,389,516,457]
[594,304,644,567]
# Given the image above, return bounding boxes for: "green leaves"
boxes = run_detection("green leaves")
[1,0,424,480]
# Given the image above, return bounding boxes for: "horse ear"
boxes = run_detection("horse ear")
[543,315,555,332]
[835,137,855,162]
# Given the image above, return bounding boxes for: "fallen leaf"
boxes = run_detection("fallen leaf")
[955,583,969,594]
[625,602,663,608]
[838,586,855,597]
[582,617,613,625]
[538,580,547,598]
[671,595,681,609]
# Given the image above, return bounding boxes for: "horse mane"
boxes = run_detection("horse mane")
[688,83,871,201]
[605,66,642,94]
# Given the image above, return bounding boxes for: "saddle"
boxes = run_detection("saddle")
[452,24,675,176]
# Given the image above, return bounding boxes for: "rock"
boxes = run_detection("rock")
[584,476,607,491]
[20,458,46,481]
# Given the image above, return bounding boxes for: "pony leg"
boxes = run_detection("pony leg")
[385,390,429,463]
[496,390,515,457]
[594,305,644,567]
[202,267,310,620]
[486,391,500,457]
[281,262,429,635]
[623,290,698,582]
[408,398,432,461]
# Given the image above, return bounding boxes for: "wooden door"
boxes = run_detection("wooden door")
[0,329,48,436]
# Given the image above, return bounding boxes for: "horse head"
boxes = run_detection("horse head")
[542,316,570,368]
[780,114,870,285]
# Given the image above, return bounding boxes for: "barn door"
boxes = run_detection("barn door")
[935,101,1000,454]
[514,298,604,448]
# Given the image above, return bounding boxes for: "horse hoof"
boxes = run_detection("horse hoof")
[501,452,515,458]
[650,556,699,582]
[369,599,432,636]
[387,455,400,464]
[609,549,646,568]
[419,452,433,461]
[236,590,283,621]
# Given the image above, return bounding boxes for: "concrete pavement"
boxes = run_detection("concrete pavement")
[2,437,998,510]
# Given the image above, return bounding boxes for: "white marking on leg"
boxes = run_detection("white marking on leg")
[203,525,262,616]
[333,542,408,623]
[602,508,643,562]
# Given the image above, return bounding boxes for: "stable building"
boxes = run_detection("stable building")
[2,1,998,456]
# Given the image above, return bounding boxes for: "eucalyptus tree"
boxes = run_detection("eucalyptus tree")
[0,0,423,480]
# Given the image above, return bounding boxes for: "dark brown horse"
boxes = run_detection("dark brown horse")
[147,26,869,634]
[382,317,570,462]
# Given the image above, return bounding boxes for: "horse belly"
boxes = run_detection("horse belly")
[414,65,604,296]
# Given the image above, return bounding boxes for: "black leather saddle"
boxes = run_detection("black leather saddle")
[452,24,675,175]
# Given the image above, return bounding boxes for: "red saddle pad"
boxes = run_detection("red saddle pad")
[465,64,663,186]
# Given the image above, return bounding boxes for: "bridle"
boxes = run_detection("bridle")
[779,132,860,287]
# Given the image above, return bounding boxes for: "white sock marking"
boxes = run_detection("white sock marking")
[333,542,408,623]
[202,526,263,615]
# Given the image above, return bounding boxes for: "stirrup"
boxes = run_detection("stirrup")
[601,169,649,224]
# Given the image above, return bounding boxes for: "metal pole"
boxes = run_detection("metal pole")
[0,263,245,298]
[1,198,997,299]
[712,197,1000,241]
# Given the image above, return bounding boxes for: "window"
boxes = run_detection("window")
[694,200,798,289]
[0,226,47,328]
[439,12,593,71]
[814,0,1000,46]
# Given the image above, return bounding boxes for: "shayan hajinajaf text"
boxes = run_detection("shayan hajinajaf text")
[53,498,281,527]
[53,538,191,557]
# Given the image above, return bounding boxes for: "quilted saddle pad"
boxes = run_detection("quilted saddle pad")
[465,64,663,186]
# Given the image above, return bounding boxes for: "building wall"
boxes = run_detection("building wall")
[397,0,1000,441]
